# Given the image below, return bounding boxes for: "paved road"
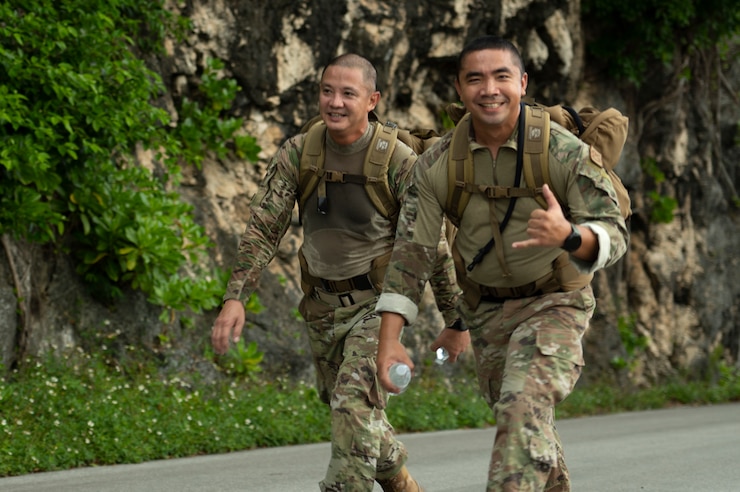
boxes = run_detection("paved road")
[2,402,738,491]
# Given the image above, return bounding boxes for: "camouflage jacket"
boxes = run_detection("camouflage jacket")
[223,123,461,325]
[375,120,629,324]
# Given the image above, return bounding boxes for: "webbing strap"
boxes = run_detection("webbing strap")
[467,102,526,272]
[447,114,473,226]
[363,121,398,221]
[300,121,399,221]
[521,105,551,210]
[299,125,327,216]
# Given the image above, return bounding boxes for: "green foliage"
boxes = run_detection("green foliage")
[611,314,649,371]
[291,308,304,321]
[642,156,666,184]
[0,1,260,315]
[641,157,678,224]
[1,348,739,477]
[245,292,265,315]
[172,58,261,168]
[208,339,265,379]
[648,191,679,223]
[386,371,495,432]
[0,350,330,476]
[582,0,740,85]
[557,370,740,418]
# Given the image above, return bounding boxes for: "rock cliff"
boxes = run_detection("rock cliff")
[1,0,738,389]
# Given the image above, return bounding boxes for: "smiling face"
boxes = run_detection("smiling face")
[454,47,528,141]
[318,64,380,146]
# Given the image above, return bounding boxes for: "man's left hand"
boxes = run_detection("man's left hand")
[431,327,470,363]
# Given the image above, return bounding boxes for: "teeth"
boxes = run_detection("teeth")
[481,103,502,108]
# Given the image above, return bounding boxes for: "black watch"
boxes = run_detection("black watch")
[447,318,468,332]
[562,223,582,253]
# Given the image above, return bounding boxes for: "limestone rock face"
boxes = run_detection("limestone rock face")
[1,0,738,388]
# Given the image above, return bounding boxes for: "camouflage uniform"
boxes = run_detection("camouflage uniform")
[224,122,460,491]
[376,120,629,491]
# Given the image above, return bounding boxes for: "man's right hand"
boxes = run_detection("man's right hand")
[211,299,246,355]
[377,312,413,393]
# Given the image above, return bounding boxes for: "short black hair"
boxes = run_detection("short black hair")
[456,36,526,78]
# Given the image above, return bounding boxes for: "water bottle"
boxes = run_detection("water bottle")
[388,363,412,394]
[435,347,449,365]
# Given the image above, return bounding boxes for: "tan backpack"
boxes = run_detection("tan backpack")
[298,114,440,225]
[443,103,630,304]
[296,115,441,296]
[446,103,631,227]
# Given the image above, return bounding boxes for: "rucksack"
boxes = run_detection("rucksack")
[445,102,631,227]
[443,102,630,303]
[298,114,440,224]
[295,114,441,297]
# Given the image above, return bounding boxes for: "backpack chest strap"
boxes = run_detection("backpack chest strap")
[458,184,539,199]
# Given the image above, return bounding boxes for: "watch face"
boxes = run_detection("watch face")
[563,224,582,252]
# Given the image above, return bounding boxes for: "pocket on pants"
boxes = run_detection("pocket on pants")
[528,433,556,470]
[351,429,381,459]
[536,328,585,367]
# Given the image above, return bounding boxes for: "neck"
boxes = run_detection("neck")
[327,121,370,146]
[471,104,522,154]
[473,121,517,149]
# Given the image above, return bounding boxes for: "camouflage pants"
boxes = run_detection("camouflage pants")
[459,286,596,492]
[299,293,407,492]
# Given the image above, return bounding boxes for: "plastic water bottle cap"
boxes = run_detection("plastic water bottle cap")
[435,347,449,365]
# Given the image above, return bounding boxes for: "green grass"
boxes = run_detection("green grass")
[1,347,738,477]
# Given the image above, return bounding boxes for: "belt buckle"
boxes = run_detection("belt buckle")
[338,292,355,307]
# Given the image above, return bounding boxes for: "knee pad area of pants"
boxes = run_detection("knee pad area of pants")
[495,395,557,469]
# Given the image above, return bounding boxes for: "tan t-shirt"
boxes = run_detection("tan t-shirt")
[300,125,394,280]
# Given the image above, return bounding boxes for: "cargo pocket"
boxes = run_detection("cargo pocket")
[535,327,584,404]
[536,328,585,367]
[528,433,556,471]
[351,429,381,460]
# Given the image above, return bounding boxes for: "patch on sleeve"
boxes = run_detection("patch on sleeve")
[590,146,604,167]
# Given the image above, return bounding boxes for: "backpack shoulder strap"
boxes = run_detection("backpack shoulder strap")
[363,121,400,222]
[298,120,404,223]
[298,121,327,218]
[521,104,552,210]
[446,113,474,226]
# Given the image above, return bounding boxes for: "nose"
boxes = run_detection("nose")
[328,92,343,107]
[481,77,499,96]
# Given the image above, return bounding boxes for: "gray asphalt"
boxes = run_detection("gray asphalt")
[1,402,738,491]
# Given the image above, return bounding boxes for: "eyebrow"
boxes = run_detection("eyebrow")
[321,83,359,93]
[463,66,513,80]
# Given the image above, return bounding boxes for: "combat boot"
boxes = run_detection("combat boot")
[376,465,424,492]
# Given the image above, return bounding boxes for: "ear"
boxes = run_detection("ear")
[521,72,528,96]
[454,78,462,98]
[367,90,381,111]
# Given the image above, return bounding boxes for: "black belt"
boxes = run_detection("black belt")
[319,273,374,293]
[480,289,562,303]
[313,288,377,307]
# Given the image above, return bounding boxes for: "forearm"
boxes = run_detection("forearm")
[569,220,628,274]
[377,311,412,393]
[223,215,290,303]
[223,150,298,303]
[429,229,462,326]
